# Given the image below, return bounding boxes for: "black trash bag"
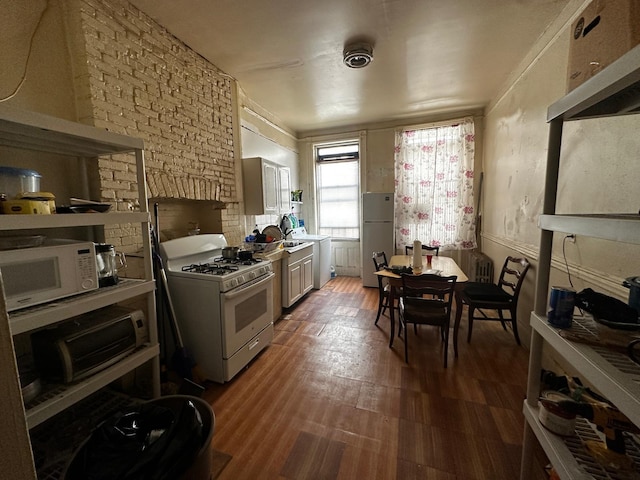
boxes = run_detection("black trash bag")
[66,399,203,480]
[575,288,638,325]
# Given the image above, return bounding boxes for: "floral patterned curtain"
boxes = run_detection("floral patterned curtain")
[394,118,476,252]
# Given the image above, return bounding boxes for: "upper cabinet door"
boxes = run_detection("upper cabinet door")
[243,157,278,215]
[243,157,293,215]
[262,161,279,214]
[278,166,291,214]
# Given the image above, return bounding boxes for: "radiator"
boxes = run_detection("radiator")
[469,252,493,283]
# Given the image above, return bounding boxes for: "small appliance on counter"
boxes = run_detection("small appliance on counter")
[0,239,99,311]
[1,191,56,215]
[95,243,125,287]
[31,306,148,384]
[0,166,56,214]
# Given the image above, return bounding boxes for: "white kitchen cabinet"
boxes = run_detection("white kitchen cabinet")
[243,156,292,215]
[282,243,313,308]
[0,104,160,480]
[279,165,291,214]
[243,157,278,214]
[520,45,640,479]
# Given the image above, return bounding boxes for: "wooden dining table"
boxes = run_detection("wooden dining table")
[373,255,469,356]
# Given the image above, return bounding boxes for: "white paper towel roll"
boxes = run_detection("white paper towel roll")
[412,240,422,269]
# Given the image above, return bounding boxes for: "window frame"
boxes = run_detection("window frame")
[314,140,361,240]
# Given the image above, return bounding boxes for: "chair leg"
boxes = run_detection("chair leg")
[443,322,449,368]
[497,310,508,331]
[510,307,521,346]
[467,307,475,343]
[375,294,384,325]
[404,321,409,363]
[389,311,395,348]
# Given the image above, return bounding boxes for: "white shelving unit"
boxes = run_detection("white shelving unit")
[0,104,160,479]
[520,45,640,480]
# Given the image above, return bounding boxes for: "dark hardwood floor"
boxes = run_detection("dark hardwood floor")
[203,275,548,479]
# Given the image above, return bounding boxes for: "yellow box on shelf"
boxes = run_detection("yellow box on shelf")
[1,191,56,215]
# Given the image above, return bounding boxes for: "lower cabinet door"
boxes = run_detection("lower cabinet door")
[289,262,303,304]
[302,256,313,294]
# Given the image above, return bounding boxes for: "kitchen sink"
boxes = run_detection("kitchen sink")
[283,240,304,247]
[283,241,312,254]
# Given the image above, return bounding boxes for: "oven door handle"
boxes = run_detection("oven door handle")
[223,272,274,299]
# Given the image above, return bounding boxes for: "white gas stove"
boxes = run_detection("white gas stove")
[160,233,273,292]
[159,234,274,383]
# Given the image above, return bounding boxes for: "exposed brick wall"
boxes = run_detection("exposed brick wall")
[66,0,243,247]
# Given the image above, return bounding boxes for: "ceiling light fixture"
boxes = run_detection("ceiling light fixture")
[343,42,373,68]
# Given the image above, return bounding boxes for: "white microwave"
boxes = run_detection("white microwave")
[0,239,99,311]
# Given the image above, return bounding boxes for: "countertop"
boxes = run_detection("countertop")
[254,247,285,261]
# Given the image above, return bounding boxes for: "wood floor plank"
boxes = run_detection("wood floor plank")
[280,431,346,480]
[204,276,547,480]
[338,443,398,480]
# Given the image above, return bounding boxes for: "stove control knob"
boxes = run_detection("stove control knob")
[248,271,255,280]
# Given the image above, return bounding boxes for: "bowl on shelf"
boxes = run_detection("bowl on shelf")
[0,235,45,250]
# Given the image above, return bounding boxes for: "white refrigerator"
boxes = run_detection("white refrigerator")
[362,192,395,287]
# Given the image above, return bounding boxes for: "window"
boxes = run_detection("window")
[394,118,476,251]
[315,142,360,239]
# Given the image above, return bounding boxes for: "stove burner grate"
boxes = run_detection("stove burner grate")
[181,263,240,275]
[212,256,263,266]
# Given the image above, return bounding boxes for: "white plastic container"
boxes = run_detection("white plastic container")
[0,166,41,198]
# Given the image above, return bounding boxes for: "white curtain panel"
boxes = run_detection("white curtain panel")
[394,118,477,252]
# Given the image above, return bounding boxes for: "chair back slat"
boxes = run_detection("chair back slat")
[372,251,388,271]
[497,256,530,297]
[461,255,530,345]
[401,274,457,305]
[398,273,457,366]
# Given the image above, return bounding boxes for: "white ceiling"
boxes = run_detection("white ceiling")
[130,0,570,135]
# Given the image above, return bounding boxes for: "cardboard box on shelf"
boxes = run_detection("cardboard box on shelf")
[567,0,640,91]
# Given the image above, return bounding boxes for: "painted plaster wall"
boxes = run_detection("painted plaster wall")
[0,2,69,477]
[0,0,86,209]
[482,5,640,348]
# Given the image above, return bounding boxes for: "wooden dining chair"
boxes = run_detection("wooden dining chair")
[405,244,440,256]
[460,256,530,345]
[398,273,457,367]
[372,251,394,326]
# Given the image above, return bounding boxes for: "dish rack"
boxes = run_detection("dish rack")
[244,240,283,253]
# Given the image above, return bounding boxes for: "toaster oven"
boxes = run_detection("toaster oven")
[31,306,148,384]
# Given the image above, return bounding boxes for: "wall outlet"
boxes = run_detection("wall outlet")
[567,234,576,243]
